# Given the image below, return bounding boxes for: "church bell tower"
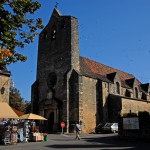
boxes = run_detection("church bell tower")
[32,8,79,132]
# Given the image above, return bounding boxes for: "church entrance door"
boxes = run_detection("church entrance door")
[48,112,54,132]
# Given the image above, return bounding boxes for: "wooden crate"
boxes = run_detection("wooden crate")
[32,135,44,142]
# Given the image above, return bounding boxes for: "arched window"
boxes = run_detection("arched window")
[47,72,57,89]
[135,87,138,98]
[116,82,120,94]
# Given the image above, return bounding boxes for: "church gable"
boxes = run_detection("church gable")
[106,72,120,82]
[51,8,62,18]
[141,83,150,93]
[39,8,62,43]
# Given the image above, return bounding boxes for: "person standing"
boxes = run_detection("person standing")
[75,122,81,140]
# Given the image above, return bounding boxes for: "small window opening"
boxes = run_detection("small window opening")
[141,93,147,100]
[51,25,57,40]
[135,87,138,98]
[125,89,131,97]
[61,20,66,29]
[116,82,120,94]
[43,31,48,39]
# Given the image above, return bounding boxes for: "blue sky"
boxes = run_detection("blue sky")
[8,0,150,101]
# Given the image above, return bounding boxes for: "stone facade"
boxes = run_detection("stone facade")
[78,76,97,133]
[0,67,11,103]
[32,8,150,133]
[32,8,80,132]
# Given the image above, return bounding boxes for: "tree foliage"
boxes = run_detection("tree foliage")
[24,100,31,113]
[0,46,12,63]
[0,0,44,65]
[9,86,31,113]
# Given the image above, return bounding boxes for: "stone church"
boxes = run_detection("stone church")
[31,8,150,133]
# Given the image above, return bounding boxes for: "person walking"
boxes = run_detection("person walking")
[75,122,81,140]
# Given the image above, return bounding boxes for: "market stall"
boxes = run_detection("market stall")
[19,113,47,142]
[0,102,19,145]
[0,106,48,145]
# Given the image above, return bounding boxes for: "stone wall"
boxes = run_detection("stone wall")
[121,97,150,115]
[31,80,39,114]
[0,73,10,103]
[69,70,79,125]
[79,76,97,133]
[101,82,109,121]
[108,95,150,122]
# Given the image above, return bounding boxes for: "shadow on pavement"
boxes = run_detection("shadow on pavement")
[46,144,134,149]
[45,134,150,150]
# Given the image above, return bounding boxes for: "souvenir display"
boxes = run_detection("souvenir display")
[0,119,47,145]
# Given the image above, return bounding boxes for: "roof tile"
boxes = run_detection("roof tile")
[80,56,138,83]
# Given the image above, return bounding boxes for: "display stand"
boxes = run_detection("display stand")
[10,132,18,145]
[24,121,30,142]
[3,137,11,145]
[0,120,48,145]
[3,128,11,145]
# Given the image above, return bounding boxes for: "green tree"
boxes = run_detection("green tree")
[9,87,25,112]
[0,0,44,65]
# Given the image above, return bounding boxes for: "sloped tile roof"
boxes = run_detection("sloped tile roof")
[79,57,111,82]
[79,56,137,84]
